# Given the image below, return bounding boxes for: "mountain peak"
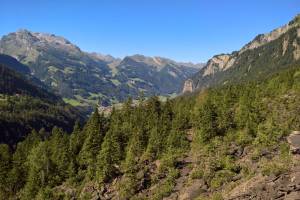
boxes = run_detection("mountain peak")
[16,28,32,34]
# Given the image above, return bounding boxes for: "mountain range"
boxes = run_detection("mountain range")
[0,30,202,109]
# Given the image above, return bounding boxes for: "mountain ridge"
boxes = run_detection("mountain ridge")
[187,14,300,91]
[0,29,202,108]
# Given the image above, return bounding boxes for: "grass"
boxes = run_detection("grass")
[63,67,75,74]
[63,98,83,106]
[48,66,60,73]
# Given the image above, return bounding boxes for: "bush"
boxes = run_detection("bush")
[190,167,204,179]
[152,168,179,200]
[210,170,235,189]
[261,162,288,176]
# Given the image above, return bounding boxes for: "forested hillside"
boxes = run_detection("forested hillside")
[1,64,300,199]
[0,63,83,146]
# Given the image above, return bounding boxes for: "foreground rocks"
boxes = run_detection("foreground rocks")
[288,131,300,154]
[226,165,300,200]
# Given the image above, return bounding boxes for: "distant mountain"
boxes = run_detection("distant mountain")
[0,30,200,107]
[0,57,83,146]
[187,14,300,91]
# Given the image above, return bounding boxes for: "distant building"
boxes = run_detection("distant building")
[182,79,193,93]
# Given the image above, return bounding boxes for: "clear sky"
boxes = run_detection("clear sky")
[1,0,300,63]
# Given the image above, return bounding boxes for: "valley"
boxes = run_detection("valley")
[1,3,300,200]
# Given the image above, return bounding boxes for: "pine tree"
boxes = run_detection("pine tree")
[68,120,82,180]
[96,130,121,184]
[9,130,42,195]
[145,96,163,159]
[22,142,52,199]
[124,128,144,173]
[196,97,218,141]
[48,127,69,184]
[78,109,106,178]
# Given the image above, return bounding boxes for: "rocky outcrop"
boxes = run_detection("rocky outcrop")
[182,79,193,93]
[202,54,235,77]
[226,165,300,200]
[288,131,300,154]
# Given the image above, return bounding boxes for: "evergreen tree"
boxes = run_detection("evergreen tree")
[48,127,69,184]
[78,109,106,178]
[9,130,41,195]
[124,128,144,173]
[0,144,11,200]
[68,120,83,180]
[96,130,121,184]
[22,142,52,199]
[195,97,218,141]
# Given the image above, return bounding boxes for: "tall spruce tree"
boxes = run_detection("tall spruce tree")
[96,129,121,184]
[78,109,106,178]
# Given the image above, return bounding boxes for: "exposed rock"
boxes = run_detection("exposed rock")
[287,131,300,154]
[226,160,300,200]
[240,23,295,54]
[282,36,289,56]
[182,79,193,93]
[177,179,206,200]
[293,40,300,60]
[202,54,235,77]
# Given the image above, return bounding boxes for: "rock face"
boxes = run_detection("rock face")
[189,14,300,91]
[0,30,200,107]
[182,79,193,93]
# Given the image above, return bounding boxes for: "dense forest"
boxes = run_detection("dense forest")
[1,64,299,199]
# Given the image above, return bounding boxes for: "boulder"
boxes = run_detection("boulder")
[287,131,300,154]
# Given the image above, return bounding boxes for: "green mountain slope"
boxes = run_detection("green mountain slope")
[0,60,83,146]
[189,15,300,91]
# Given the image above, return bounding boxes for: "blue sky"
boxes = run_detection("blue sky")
[1,0,300,63]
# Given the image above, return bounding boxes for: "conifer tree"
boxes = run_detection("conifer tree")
[196,97,218,141]
[9,130,42,194]
[78,109,106,178]
[96,130,121,184]
[48,127,69,183]
[23,142,52,199]
[68,120,82,180]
